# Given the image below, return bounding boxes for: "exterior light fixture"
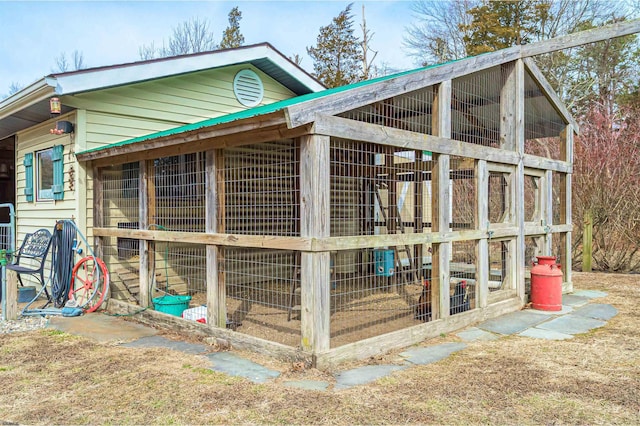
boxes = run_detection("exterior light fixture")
[49,97,61,115]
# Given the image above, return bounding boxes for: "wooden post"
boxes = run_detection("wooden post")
[431,81,452,319]
[139,160,155,308]
[92,165,104,260]
[582,209,593,272]
[5,269,18,320]
[206,149,227,328]
[414,151,424,282]
[475,159,489,308]
[544,170,553,255]
[561,126,574,289]
[502,59,525,301]
[299,134,330,354]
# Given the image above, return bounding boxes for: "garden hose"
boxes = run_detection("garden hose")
[50,220,77,308]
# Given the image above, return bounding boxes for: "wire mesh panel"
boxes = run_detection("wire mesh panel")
[338,85,436,135]
[451,156,476,230]
[552,233,565,274]
[524,174,542,223]
[450,240,476,314]
[451,66,503,147]
[152,153,205,232]
[488,240,509,292]
[151,242,206,299]
[524,70,566,160]
[102,163,139,229]
[102,236,141,304]
[329,246,426,348]
[488,171,511,224]
[223,140,299,236]
[552,171,566,225]
[223,248,300,347]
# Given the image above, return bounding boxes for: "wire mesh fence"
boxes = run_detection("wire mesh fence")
[488,239,509,292]
[329,246,426,348]
[224,247,300,346]
[488,171,510,224]
[524,174,542,223]
[451,156,476,230]
[338,85,435,135]
[451,66,503,147]
[450,240,476,314]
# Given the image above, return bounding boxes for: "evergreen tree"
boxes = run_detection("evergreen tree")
[307,3,364,88]
[460,0,552,56]
[220,7,245,49]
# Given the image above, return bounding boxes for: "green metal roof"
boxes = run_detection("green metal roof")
[76,60,457,157]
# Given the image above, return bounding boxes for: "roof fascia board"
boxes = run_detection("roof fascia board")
[520,18,640,58]
[284,46,523,128]
[522,58,579,135]
[52,45,323,95]
[0,78,55,121]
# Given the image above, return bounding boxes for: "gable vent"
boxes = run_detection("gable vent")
[233,69,264,107]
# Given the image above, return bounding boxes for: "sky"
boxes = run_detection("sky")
[0,0,419,95]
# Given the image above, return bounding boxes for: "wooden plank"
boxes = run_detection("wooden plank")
[93,227,314,250]
[4,269,18,320]
[299,134,330,354]
[514,60,526,301]
[522,58,579,134]
[285,46,523,128]
[544,170,554,255]
[520,19,640,59]
[77,112,287,161]
[315,297,523,369]
[312,114,521,165]
[476,160,489,309]
[431,81,452,320]
[105,299,307,362]
[582,209,593,272]
[522,154,571,173]
[92,165,104,260]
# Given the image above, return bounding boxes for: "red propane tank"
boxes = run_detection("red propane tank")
[530,255,563,311]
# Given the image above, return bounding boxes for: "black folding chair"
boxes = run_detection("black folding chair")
[6,229,53,298]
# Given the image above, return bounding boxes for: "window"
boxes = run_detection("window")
[33,145,64,202]
[36,148,54,200]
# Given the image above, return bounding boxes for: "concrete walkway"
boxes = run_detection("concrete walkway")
[46,290,616,391]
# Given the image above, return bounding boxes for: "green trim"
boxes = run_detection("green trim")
[76,59,463,157]
[52,144,64,200]
[23,153,34,202]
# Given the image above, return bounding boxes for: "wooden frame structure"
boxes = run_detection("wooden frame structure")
[76,21,640,367]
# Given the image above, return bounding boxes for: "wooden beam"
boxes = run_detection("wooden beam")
[520,19,640,58]
[92,227,314,251]
[475,160,489,309]
[513,60,526,301]
[299,134,330,354]
[313,114,522,165]
[544,170,554,255]
[92,165,104,260]
[138,160,151,307]
[285,46,522,128]
[431,81,452,320]
[523,58,579,135]
[205,149,226,328]
[83,122,314,168]
[4,269,18,320]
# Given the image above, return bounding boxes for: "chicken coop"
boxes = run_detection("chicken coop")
[80,53,574,367]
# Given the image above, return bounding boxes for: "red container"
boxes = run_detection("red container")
[530,255,563,311]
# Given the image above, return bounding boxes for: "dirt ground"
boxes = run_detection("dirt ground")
[1,271,639,425]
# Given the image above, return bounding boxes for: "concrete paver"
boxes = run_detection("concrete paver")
[122,335,210,354]
[478,310,549,335]
[518,328,574,340]
[47,313,158,343]
[573,303,618,321]
[536,314,606,335]
[206,352,280,383]
[456,327,500,342]
[562,294,590,307]
[573,290,607,299]
[400,342,467,365]
[334,364,406,390]
[529,305,574,316]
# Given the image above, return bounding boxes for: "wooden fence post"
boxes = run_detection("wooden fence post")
[582,209,593,272]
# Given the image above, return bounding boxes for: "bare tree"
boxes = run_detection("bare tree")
[360,4,378,80]
[53,50,86,73]
[139,17,218,59]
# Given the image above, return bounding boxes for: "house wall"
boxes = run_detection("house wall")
[64,65,296,152]
[15,111,78,243]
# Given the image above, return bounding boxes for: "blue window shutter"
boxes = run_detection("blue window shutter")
[24,153,34,202]
[52,144,64,200]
